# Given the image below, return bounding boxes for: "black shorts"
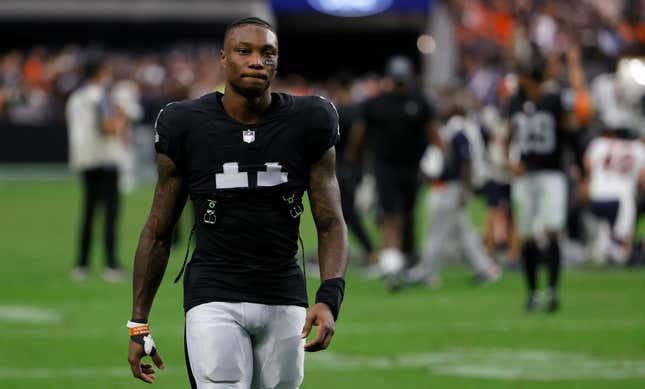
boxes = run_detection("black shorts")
[374,162,419,214]
[484,180,511,208]
[589,200,619,230]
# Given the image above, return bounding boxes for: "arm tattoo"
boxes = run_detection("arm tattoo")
[131,154,188,321]
[308,147,349,281]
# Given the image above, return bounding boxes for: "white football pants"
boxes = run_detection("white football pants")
[512,171,567,239]
[185,302,306,389]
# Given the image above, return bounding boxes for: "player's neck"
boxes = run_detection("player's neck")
[221,88,272,125]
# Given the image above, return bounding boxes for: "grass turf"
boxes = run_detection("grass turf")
[1,179,644,388]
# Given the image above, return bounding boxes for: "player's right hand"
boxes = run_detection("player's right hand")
[128,339,165,384]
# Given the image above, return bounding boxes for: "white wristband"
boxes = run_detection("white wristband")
[127,320,148,328]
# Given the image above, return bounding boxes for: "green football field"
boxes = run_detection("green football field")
[1,178,645,389]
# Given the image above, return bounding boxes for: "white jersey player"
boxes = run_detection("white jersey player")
[584,131,645,264]
[406,114,501,288]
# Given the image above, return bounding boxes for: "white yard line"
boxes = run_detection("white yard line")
[0,305,60,324]
[0,368,128,380]
[0,367,182,380]
[306,348,645,380]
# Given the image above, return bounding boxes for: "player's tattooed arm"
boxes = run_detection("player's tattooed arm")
[303,147,348,352]
[308,147,349,280]
[131,154,188,322]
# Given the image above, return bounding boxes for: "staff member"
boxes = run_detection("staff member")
[67,58,127,282]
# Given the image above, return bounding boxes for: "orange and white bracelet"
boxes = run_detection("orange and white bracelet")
[127,321,150,336]
[127,321,157,356]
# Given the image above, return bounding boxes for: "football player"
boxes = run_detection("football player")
[409,100,501,288]
[345,56,434,290]
[508,59,569,313]
[584,119,645,265]
[127,17,349,388]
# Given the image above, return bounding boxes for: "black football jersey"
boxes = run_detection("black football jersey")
[508,90,565,171]
[154,91,339,311]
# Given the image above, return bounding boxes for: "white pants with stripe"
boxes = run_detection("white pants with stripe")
[186,302,306,389]
[613,192,636,241]
[419,182,495,276]
[512,171,567,239]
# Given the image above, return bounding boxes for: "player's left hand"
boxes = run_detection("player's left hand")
[301,303,335,352]
[128,338,165,384]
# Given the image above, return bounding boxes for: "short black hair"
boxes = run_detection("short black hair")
[517,43,546,82]
[224,17,274,41]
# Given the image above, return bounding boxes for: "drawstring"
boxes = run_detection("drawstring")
[174,224,196,284]
[299,234,308,301]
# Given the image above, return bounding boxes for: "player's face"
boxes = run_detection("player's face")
[221,25,278,97]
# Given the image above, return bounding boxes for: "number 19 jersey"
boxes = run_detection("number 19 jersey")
[508,90,565,171]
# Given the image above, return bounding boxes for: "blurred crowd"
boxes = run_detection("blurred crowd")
[0,0,642,124]
[451,0,644,102]
[0,44,225,125]
[0,43,395,127]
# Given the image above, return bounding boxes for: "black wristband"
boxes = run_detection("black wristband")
[315,277,345,321]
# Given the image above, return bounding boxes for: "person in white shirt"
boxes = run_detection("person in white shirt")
[584,125,645,265]
[67,58,128,282]
[407,111,501,289]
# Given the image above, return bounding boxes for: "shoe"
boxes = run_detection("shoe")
[103,267,126,283]
[402,265,426,285]
[421,274,441,289]
[402,266,440,288]
[472,265,501,286]
[71,266,88,282]
[384,273,403,293]
[525,294,539,312]
[546,292,560,313]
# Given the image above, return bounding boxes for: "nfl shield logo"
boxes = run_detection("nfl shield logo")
[242,129,255,144]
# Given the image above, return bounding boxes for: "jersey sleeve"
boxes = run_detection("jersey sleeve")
[154,102,186,169]
[306,97,340,164]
